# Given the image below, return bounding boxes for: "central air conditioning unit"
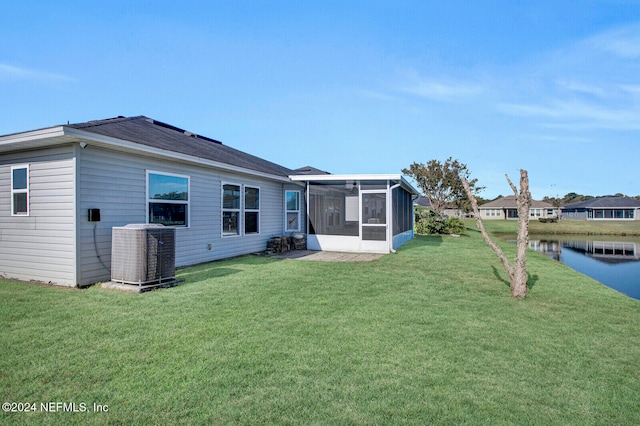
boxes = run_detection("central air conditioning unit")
[111,224,176,286]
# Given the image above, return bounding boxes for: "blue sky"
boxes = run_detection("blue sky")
[2,1,639,199]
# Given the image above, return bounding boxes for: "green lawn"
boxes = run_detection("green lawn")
[1,228,639,424]
[476,217,640,236]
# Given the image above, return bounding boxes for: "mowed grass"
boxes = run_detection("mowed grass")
[477,217,640,236]
[1,228,640,424]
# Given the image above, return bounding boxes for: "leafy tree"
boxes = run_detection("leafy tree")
[403,157,483,213]
[562,192,593,204]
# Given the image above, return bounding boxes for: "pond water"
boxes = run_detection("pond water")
[511,235,640,300]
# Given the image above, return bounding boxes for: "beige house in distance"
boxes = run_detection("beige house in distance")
[478,195,557,220]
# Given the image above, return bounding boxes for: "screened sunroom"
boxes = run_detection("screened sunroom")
[289,174,418,253]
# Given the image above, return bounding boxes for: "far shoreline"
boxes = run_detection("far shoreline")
[463,218,640,237]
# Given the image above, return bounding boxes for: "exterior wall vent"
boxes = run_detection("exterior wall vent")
[111,224,176,286]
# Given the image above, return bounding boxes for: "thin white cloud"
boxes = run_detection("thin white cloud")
[520,134,592,144]
[620,84,640,95]
[357,88,402,103]
[556,80,607,98]
[393,69,485,103]
[0,63,73,82]
[399,79,485,102]
[586,23,640,59]
[496,23,640,132]
[498,99,640,131]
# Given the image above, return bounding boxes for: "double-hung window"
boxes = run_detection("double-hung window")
[222,184,241,236]
[11,165,29,216]
[147,171,189,226]
[285,190,301,231]
[244,186,260,234]
[222,183,260,236]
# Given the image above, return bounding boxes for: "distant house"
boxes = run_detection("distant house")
[413,195,431,208]
[412,195,470,218]
[0,116,417,287]
[561,196,640,220]
[478,195,557,220]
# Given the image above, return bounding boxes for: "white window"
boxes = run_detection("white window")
[11,165,29,216]
[222,183,241,236]
[147,171,189,227]
[285,190,301,232]
[222,183,260,236]
[244,186,260,234]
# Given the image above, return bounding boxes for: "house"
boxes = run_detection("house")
[561,196,640,220]
[1,116,417,287]
[478,195,557,220]
[413,195,432,208]
[412,195,472,218]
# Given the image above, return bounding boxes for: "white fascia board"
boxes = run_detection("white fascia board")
[0,126,67,148]
[290,173,403,182]
[290,174,419,194]
[399,176,419,195]
[63,127,291,183]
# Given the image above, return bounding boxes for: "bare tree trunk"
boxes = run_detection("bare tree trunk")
[462,170,532,298]
[506,171,532,298]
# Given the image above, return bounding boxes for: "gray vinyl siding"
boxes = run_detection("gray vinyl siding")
[77,146,289,285]
[77,147,147,285]
[0,146,76,285]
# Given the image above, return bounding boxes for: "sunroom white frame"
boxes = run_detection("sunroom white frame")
[290,174,418,254]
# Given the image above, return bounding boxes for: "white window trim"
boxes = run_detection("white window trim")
[221,183,261,237]
[11,164,29,216]
[146,170,190,228]
[285,190,301,232]
[222,182,242,237]
[244,185,261,235]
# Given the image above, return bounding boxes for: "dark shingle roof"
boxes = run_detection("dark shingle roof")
[562,196,640,210]
[67,116,294,178]
[291,165,331,175]
[413,195,431,207]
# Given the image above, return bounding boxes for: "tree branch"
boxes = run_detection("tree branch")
[461,178,515,281]
[506,173,518,196]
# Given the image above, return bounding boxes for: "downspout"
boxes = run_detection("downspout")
[411,193,419,240]
[305,180,310,237]
[388,182,402,253]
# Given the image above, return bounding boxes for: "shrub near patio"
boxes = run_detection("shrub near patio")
[1,228,640,424]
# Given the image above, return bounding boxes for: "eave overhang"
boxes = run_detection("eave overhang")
[0,126,292,183]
